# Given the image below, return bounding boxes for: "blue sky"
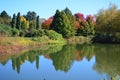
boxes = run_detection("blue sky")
[0,0,120,19]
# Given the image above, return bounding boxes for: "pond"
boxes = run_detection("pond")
[0,44,120,80]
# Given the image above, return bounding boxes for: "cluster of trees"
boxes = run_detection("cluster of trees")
[0,11,42,37]
[11,11,41,37]
[42,8,96,38]
[0,4,119,43]
[0,8,96,38]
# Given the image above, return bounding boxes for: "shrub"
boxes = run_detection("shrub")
[0,24,12,36]
[12,28,19,36]
[35,29,45,37]
[45,30,63,40]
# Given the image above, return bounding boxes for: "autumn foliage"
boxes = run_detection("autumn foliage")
[74,13,96,36]
[42,16,53,29]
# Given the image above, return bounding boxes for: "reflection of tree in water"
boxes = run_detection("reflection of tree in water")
[8,44,63,73]
[11,51,40,73]
[50,44,75,72]
[0,44,95,73]
[76,44,95,61]
[93,44,120,79]
[49,44,95,72]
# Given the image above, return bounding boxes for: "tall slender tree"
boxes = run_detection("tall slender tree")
[11,14,16,28]
[36,16,40,29]
[16,12,21,30]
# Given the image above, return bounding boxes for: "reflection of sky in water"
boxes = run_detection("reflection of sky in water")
[0,55,107,80]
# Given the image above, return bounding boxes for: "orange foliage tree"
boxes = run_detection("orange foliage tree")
[41,16,53,29]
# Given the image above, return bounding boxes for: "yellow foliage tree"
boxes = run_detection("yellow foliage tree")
[20,16,29,30]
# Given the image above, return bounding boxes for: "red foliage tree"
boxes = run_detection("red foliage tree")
[42,16,53,29]
[75,13,85,22]
[74,13,86,29]
[86,15,95,25]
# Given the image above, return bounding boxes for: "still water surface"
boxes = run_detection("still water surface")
[0,44,120,80]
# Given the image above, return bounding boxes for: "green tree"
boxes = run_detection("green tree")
[16,12,21,30]
[50,8,76,38]
[63,8,76,37]
[36,16,40,29]
[11,14,16,28]
[0,11,10,18]
[20,16,29,30]
[95,4,118,33]
[94,4,120,43]
[0,10,11,25]
[25,11,36,22]
[64,7,76,27]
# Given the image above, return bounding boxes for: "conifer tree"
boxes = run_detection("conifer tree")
[50,8,76,38]
[11,14,16,28]
[16,12,21,30]
[36,16,40,29]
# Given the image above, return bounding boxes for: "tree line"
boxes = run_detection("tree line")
[0,4,120,43]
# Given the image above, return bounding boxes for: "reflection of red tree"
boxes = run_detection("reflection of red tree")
[42,16,53,29]
[44,54,51,59]
[74,50,83,61]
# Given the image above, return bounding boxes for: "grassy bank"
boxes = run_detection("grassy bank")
[0,36,66,54]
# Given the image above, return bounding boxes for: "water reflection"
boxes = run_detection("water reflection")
[93,44,120,80]
[0,44,120,80]
[49,44,95,72]
[0,44,95,73]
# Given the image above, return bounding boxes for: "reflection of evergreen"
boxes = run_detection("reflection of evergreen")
[50,44,75,72]
[12,58,16,70]
[76,44,95,61]
[36,56,39,69]
[93,44,120,78]
[11,51,40,73]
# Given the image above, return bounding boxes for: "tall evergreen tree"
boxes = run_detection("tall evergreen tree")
[11,14,16,28]
[16,12,21,30]
[36,16,40,29]
[64,7,76,27]
[50,10,61,30]
[63,8,76,37]
[50,8,76,38]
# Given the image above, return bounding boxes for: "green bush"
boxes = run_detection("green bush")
[35,29,45,37]
[0,24,12,36]
[45,30,63,40]
[12,28,19,36]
